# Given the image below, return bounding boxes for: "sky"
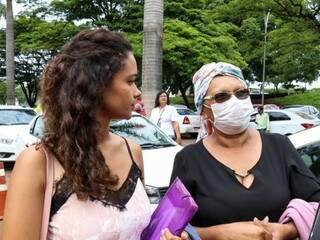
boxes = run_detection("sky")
[1,0,319,89]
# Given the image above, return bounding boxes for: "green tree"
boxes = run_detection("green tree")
[163,18,246,106]
[51,0,144,32]
[212,0,320,88]
[0,15,84,106]
[49,0,247,106]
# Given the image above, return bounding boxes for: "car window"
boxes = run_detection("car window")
[295,111,315,120]
[0,109,36,125]
[176,109,197,115]
[310,107,319,115]
[250,113,257,122]
[268,112,291,121]
[32,117,44,138]
[110,115,175,147]
[297,141,320,178]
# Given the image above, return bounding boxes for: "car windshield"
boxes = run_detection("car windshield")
[110,115,175,148]
[0,109,36,125]
[33,115,175,148]
[176,108,197,115]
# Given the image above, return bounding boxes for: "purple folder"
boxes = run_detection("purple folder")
[141,177,198,240]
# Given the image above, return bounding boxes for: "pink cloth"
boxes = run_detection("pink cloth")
[47,179,152,240]
[279,198,319,240]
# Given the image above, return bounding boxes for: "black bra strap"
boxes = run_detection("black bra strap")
[122,137,135,164]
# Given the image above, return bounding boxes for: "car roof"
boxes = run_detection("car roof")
[0,105,35,110]
[37,111,141,117]
[264,109,293,114]
[282,105,316,109]
[172,104,188,109]
[289,125,320,148]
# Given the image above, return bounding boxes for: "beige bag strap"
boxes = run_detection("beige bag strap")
[40,146,54,240]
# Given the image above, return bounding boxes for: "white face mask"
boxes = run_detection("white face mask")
[211,95,254,135]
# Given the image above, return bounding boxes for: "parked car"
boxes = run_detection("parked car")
[289,125,320,178]
[282,105,320,119]
[253,104,280,111]
[0,105,37,162]
[263,104,280,110]
[18,112,183,204]
[250,109,320,135]
[172,105,200,136]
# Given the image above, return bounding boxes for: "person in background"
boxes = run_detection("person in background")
[150,90,182,145]
[170,62,320,240]
[255,105,270,133]
[134,96,147,116]
[2,28,187,240]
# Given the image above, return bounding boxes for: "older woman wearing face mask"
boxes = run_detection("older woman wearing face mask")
[170,62,320,240]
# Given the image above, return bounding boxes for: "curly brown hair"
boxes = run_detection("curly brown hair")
[40,28,132,202]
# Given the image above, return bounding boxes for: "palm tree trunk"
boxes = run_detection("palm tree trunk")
[6,0,15,105]
[141,0,163,114]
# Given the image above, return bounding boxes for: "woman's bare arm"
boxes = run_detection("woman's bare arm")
[172,121,181,145]
[2,145,46,240]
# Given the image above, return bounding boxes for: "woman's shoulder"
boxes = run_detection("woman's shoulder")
[16,144,46,169]
[261,132,290,146]
[166,105,176,111]
[151,107,159,112]
[176,140,204,160]
[110,133,143,168]
[11,144,47,189]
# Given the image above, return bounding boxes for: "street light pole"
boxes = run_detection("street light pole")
[261,10,270,106]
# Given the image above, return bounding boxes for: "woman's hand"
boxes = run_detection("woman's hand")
[160,228,188,240]
[253,218,298,240]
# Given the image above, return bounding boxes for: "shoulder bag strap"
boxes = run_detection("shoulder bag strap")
[157,107,165,126]
[40,146,54,240]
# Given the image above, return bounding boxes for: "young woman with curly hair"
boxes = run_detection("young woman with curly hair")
[2,28,187,240]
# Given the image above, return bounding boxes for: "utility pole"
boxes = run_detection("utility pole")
[261,10,270,106]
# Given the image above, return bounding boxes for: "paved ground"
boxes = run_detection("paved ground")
[0,135,197,234]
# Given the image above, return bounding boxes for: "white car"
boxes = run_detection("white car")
[0,105,37,161]
[18,113,183,204]
[289,125,320,178]
[173,105,200,136]
[282,105,320,119]
[250,109,320,135]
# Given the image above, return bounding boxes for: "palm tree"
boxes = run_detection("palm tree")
[141,0,163,114]
[6,0,15,105]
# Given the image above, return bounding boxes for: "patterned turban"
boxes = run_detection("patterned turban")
[192,62,246,114]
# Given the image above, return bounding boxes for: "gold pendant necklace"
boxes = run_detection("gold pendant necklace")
[232,170,251,178]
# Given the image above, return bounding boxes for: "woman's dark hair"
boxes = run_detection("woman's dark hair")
[40,28,132,203]
[154,90,170,107]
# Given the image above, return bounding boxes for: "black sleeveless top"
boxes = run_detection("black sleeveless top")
[50,138,142,218]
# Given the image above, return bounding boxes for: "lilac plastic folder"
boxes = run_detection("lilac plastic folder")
[141,177,198,240]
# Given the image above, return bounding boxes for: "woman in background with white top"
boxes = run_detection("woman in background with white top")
[150,91,182,145]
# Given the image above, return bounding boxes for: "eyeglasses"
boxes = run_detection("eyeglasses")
[203,88,250,103]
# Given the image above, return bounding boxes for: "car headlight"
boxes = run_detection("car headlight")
[145,185,161,204]
[0,137,14,144]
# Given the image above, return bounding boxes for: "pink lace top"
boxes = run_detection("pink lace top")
[47,178,152,240]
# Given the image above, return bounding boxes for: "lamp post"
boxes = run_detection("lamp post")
[261,10,271,106]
